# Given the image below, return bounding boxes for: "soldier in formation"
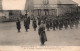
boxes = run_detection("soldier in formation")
[24,17,29,32]
[16,18,21,32]
[32,18,37,31]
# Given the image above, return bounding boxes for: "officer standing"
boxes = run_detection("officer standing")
[38,21,47,45]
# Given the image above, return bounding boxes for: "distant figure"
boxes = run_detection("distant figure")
[75,17,79,29]
[32,19,37,31]
[27,17,30,29]
[49,19,53,29]
[24,17,29,32]
[53,19,56,30]
[59,19,63,30]
[69,19,73,29]
[38,21,47,45]
[16,18,21,32]
[63,19,68,29]
[46,19,50,31]
[38,18,41,26]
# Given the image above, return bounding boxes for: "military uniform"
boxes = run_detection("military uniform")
[46,19,50,31]
[38,22,47,45]
[32,20,37,31]
[24,18,29,32]
[53,19,57,30]
[16,19,21,32]
[27,17,30,29]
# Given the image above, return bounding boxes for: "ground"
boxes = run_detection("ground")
[0,20,80,46]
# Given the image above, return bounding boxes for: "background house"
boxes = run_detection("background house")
[25,0,78,17]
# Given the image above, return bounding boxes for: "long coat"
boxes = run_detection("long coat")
[40,31,47,44]
[50,20,53,27]
[27,17,30,25]
[53,20,56,29]
[24,19,29,29]
[38,19,41,25]
[16,20,21,30]
[33,20,37,28]
[38,24,47,44]
[46,20,50,29]
[38,24,45,35]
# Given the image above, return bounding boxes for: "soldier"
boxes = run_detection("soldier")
[63,19,68,29]
[49,19,53,29]
[16,18,21,32]
[46,19,50,31]
[55,18,59,29]
[38,21,47,45]
[32,19,37,31]
[27,16,30,29]
[69,18,73,29]
[38,18,41,26]
[24,17,29,32]
[58,18,63,30]
[53,19,56,30]
[75,17,79,29]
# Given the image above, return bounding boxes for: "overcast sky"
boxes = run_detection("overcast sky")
[73,0,80,5]
[2,0,80,10]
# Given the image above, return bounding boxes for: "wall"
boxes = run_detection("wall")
[9,10,21,20]
[57,4,78,16]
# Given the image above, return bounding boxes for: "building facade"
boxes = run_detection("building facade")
[9,10,21,21]
[25,0,78,17]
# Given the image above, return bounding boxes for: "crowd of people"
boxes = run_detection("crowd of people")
[16,14,80,45]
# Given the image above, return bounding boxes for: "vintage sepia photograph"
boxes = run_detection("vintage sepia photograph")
[0,0,80,47]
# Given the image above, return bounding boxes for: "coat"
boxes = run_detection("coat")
[24,19,29,29]
[46,20,50,29]
[38,19,41,25]
[40,31,47,44]
[33,20,37,28]
[38,24,45,35]
[27,17,30,25]
[16,20,21,30]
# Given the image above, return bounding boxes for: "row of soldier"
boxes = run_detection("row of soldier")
[16,16,80,32]
[37,16,80,31]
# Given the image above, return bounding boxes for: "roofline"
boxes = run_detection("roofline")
[57,4,78,5]
[34,4,78,5]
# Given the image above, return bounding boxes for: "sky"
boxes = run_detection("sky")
[2,0,80,10]
[73,0,80,5]
[2,0,26,10]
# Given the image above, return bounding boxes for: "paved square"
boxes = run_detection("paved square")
[0,21,80,46]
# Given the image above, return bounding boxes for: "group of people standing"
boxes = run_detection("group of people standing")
[16,17,30,32]
[37,16,80,31]
[16,15,80,45]
[16,16,47,45]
